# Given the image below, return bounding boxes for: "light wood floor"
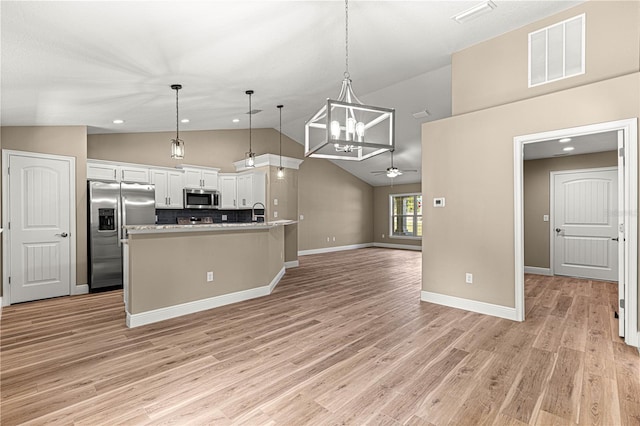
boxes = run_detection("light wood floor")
[1,248,639,425]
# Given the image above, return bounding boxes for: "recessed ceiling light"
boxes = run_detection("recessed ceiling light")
[563,146,575,152]
[113,119,124,124]
[559,138,572,143]
[181,118,190,123]
[452,1,497,24]
[232,118,240,123]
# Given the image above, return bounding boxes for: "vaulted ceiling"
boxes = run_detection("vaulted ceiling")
[1,1,583,185]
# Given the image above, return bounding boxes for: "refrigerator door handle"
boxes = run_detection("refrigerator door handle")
[117,192,123,247]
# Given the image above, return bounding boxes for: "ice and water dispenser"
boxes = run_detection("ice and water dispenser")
[98,208,115,231]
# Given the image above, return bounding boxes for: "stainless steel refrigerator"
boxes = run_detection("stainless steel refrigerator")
[88,181,156,290]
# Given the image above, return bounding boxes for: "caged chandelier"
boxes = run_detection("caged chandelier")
[304,0,395,161]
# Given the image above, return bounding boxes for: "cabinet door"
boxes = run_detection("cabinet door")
[184,170,203,188]
[166,171,185,208]
[87,163,118,181]
[150,169,169,208]
[201,170,219,190]
[236,175,252,208]
[219,176,237,209]
[121,166,149,183]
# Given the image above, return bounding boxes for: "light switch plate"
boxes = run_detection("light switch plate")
[433,197,445,207]
[543,214,549,222]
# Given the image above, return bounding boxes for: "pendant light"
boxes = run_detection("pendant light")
[304,0,395,161]
[245,90,256,168]
[170,84,185,159]
[277,104,285,179]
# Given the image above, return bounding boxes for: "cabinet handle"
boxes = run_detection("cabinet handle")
[114,169,117,180]
[168,197,171,205]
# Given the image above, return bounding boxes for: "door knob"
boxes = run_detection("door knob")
[55,232,68,238]
[555,228,562,233]
[612,237,619,241]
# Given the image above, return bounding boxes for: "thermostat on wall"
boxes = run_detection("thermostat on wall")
[433,197,445,207]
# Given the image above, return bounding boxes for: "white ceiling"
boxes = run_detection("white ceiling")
[1,0,584,186]
[524,131,619,160]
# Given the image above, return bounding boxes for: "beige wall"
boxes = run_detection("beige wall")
[524,151,617,269]
[0,126,88,289]
[128,227,284,314]
[266,165,299,263]
[88,128,304,172]
[373,183,422,247]
[298,158,373,251]
[422,73,639,308]
[452,1,640,115]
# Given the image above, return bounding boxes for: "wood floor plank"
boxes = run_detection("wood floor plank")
[1,249,636,426]
[541,346,585,423]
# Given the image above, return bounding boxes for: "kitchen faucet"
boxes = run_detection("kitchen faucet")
[252,202,266,223]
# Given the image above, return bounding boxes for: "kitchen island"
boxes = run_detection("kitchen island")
[122,220,295,328]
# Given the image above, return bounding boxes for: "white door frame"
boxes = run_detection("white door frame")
[2,149,78,306]
[514,118,638,348]
[549,166,619,277]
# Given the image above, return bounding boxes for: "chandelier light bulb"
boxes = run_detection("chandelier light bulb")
[355,121,365,142]
[330,121,341,140]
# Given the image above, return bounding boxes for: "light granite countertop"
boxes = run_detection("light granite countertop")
[124,220,296,235]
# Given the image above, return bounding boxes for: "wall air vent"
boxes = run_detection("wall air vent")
[528,14,585,88]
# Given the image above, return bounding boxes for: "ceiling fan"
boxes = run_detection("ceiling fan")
[371,150,417,178]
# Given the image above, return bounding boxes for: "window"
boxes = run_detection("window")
[390,193,422,238]
[528,14,585,87]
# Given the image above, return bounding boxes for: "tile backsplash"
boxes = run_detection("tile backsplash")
[156,209,255,224]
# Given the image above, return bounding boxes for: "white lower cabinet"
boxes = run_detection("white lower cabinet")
[150,168,184,209]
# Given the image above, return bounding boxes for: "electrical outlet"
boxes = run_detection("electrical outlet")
[222,215,227,221]
[274,211,278,218]
[207,271,214,282]
[382,234,385,239]
[300,214,304,220]
[465,273,473,284]
[274,198,278,206]
[327,237,330,242]
[332,236,336,241]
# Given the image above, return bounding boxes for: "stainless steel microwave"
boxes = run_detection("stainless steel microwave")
[184,188,220,209]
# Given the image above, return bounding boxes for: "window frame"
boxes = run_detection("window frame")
[389,193,422,240]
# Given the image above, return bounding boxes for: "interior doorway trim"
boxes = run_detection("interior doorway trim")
[514,118,638,348]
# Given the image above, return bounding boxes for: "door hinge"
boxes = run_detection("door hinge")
[8,276,11,285]
[620,299,625,309]
[7,222,10,230]
[7,167,9,175]
[619,147,625,157]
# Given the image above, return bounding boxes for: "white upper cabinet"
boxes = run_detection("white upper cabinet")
[150,168,184,209]
[236,171,266,209]
[179,166,220,190]
[87,160,150,183]
[219,174,237,209]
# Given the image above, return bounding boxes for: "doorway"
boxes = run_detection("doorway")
[514,118,638,348]
[2,150,77,305]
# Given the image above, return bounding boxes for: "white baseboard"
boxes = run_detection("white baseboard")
[421,290,518,321]
[127,266,286,328]
[524,266,552,276]
[373,242,422,251]
[284,260,299,268]
[72,284,89,295]
[298,243,373,256]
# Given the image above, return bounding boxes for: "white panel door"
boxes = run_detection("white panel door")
[9,154,73,303]
[553,169,618,281]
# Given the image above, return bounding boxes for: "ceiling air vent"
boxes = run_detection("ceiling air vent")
[246,109,262,115]
[529,14,585,87]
